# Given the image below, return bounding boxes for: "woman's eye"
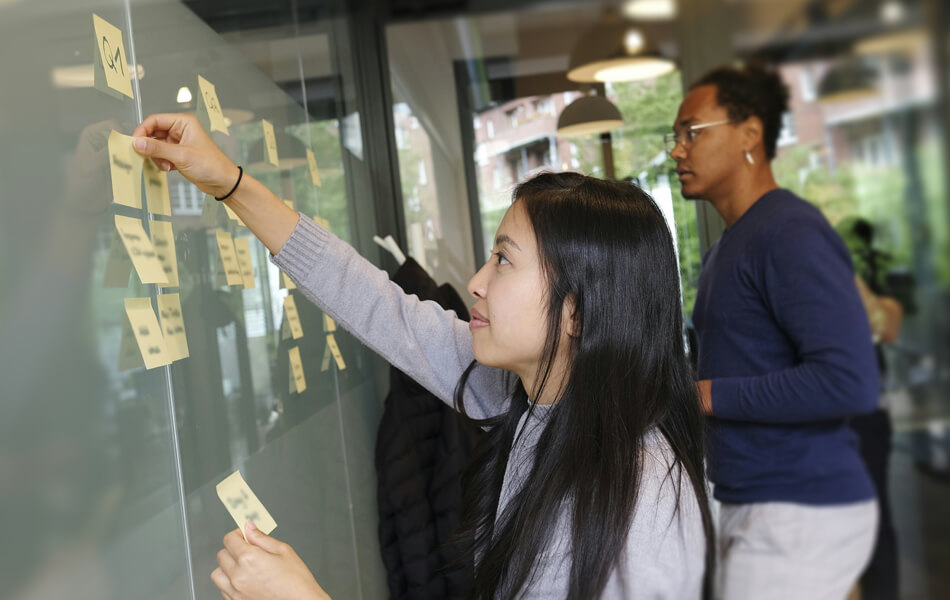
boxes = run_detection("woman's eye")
[495,252,510,266]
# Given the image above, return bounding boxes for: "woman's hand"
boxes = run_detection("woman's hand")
[131,113,238,198]
[210,521,332,600]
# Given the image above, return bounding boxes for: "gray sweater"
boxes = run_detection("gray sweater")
[272,215,706,599]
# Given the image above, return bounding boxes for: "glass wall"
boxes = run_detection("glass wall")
[0,1,388,598]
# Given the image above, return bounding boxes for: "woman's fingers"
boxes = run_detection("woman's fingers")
[217,548,238,573]
[245,520,286,554]
[133,136,186,170]
[132,113,191,139]
[222,528,253,558]
[210,566,236,597]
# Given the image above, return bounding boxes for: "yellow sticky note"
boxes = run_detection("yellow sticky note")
[281,271,296,290]
[144,159,171,215]
[216,471,277,542]
[198,75,229,135]
[280,314,291,340]
[157,293,189,361]
[124,297,172,369]
[150,220,179,288]
[108,130,143,208]
[283,295,304,339]
[118,317,144,370]
[215,231,243,286]
[320,342,331,372]
[283,199,294,210]
[103,231,133,288]
[313,216,330,231]
[261,119,279,167]
[306,149,322,186]
[92,14,134,99]
[234,237,256,289]
[289,360,296,393]
[326,334,346,370]
[114,215,168,284]
[202,194,220,226]
[323,314,336,332]
[289,347,306,393]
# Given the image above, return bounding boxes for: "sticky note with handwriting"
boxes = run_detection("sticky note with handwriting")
[144,158,171,215]
[157,293,189,361]
[215,470,277,542]
[150,220,179,288]
[198,75,229,135]
[283,295,304,339]
[234,237,256,289]
[124,297,172,369]
[215,231,243,286]
[108,130,143,208]
[92,14,134,99]
[326,333,346,370]
[289,347,306,393]
[114,215,168,284]
[261,119,279,167]
[323,314,336,332]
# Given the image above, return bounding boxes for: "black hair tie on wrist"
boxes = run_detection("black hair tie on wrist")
[215,166,243,201]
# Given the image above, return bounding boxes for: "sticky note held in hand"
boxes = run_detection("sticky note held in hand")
[216,470,277,542]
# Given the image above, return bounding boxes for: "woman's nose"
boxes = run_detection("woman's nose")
[468,263,489,299]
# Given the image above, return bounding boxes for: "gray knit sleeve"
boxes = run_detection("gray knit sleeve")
[271,214,511,420]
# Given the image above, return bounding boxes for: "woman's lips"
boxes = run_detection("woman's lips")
[469,308,490,330]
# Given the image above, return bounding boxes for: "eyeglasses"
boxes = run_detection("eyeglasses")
[663,119,732,153]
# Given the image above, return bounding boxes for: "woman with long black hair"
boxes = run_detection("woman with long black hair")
[132,112,714,600]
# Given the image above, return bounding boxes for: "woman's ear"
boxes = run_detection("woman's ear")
[562,294,581,338]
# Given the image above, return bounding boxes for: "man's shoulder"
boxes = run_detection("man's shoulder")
[758,189,827,229]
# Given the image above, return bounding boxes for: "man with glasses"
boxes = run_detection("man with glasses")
[672,64,880,599]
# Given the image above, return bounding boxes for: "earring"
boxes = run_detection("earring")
[744,150,755,165]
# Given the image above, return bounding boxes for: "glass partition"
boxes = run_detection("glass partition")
[1,1,387,598]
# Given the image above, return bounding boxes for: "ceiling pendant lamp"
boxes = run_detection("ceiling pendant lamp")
[622,0,677,21]
[567,13,675,83]
[556,93,624,138]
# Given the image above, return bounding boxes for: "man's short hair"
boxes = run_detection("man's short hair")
[692,64,790,160]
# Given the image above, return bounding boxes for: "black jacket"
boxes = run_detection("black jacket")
[375,258,482,600]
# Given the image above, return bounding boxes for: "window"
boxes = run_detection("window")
[777,111,798,147]
[799,65,817,102]
[534,97,554,117]
[418,159,428,185]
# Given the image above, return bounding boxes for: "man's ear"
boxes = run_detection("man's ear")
[741,116,764,153]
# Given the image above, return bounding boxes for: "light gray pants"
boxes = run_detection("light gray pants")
[716,500,878,600]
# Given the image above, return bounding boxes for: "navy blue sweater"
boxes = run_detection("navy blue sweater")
[693,189,879,505]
